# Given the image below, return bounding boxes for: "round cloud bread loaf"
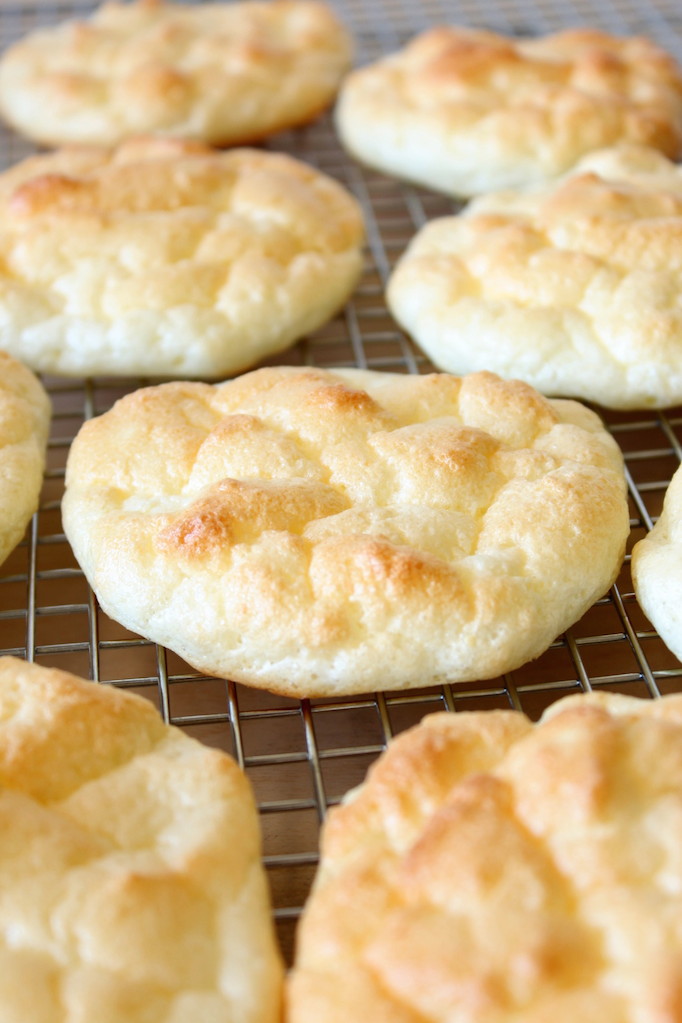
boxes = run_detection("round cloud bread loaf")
[0,352,50,567]
[0,0,352,148]
[631,464,682,662]
[62,366,629,698]
[0,138,364,378]
[0,655,283,1023]
[335,26,682,197]
[388,145,682,410]
[288,691,682,1023]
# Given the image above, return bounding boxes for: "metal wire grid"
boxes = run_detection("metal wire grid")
[0,0,680,963]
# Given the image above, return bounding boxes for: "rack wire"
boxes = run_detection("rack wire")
[0,0,681,963]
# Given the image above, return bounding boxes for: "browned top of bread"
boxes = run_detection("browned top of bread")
[0,0,353,147]
[62,366,628,697]
[0,137,364,377]
[0,656,283,1023]
[387,144,682,409]
[289,692,682,1022]
[336,26,682,195]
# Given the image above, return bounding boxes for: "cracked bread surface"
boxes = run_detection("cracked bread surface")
[335,26,682,197]
[0,655,283,1023]
[0,0,352,148]
[632,464,682,662]
[288,692,682,1022]
[0,137,364,378]
[0,352,49,566]
[388,145,682,410]
[62,366,628,697]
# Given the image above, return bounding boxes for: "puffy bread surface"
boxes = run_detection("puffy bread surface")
[0,0,352,147]
[388,145,682,410]
[0,352,49,566]
[62,366,629,697]
[631,464,682,662]
[288,692,682,1023]
[0,656,283,1023]
[0,138,364,378]
[335,26,682,196]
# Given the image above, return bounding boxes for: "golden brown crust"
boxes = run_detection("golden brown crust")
[288,692,682,1022]
[388,144,682,409]
[336,26,682,196]
[62,366,628,697]
[0,352,50,566]
[0,138,364,377]
[0,0,353,147]
[0,655,283,1023]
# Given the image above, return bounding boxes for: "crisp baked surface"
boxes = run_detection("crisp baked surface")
[631,465,682,662]
[0,0,352,148]
[388,144,682,410]
[0,138,364,378]
[0,655,283,1023]
[62,366,628,697]
[288,692,682,1023]
[0,352,50,566]
[335,26,682,196]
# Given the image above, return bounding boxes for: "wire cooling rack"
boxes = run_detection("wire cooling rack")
[0,0,681,963]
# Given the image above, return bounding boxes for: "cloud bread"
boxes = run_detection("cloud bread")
[0,137,364,378]
[0,0,352,148]
[288,691,682,1023]
[335,26,682,197]
[0,655,283,1023]
[388,144,682,410]
[631,464,682,662]
[62,365,628,697]
[0,352,49,567]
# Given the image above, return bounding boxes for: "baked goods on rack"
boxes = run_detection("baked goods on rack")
[0,655,283,1023]
[62,365,629,697]
[0,0,352,148]
[631,464,682,663]
[0,352,49,567]
[0,138,364,378]
[388,145,682,410]
[336,27,682,196]
[288,691,682,1022]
